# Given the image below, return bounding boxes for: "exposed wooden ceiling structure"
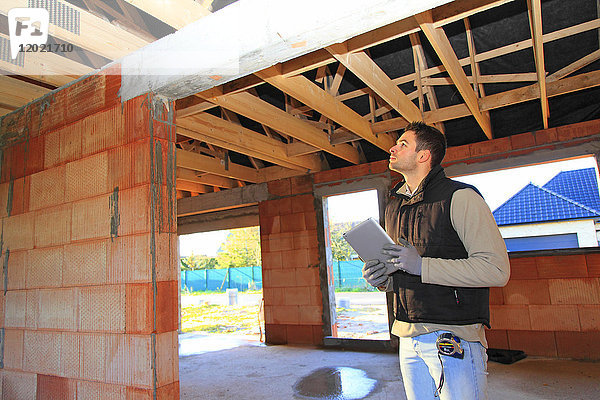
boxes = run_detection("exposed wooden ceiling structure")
[1,0,600,199]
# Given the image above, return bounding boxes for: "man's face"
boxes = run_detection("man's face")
[389,130,419,173]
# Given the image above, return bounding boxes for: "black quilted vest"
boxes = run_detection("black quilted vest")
[384,165,491,328]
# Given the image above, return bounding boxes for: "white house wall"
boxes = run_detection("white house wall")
[499,219,599,248]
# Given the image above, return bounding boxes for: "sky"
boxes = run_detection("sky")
[179,156,599,257]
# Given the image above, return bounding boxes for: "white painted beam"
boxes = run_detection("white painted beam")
[118,0,452,101]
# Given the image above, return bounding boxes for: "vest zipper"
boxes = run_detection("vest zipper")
[454,289,460,305]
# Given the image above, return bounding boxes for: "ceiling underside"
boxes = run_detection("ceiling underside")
[1,0,600,198]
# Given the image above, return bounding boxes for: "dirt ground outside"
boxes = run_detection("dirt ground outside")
[180,291,390,340]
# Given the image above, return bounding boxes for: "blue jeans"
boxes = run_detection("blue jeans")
[399,331,488,400]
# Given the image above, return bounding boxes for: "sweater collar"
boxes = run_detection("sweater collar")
[390,165,446,201]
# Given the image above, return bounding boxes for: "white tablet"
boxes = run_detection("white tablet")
[342,217,395,262]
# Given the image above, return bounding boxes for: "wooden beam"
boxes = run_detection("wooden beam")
[176,148,261,183]
[255,67,394,151]
[257,166,309,182]
[286,142,320,157]
[464,16,490,136]
[176,168,237,188]
[0,76,50,109]
[410,32,445,133]
[199,91,360,164]
[547,49,600,82]
[421,74,539,85]
[177,112,321,172]
[176,96,216,118]
[411,34,424,114]
[528,0,549,129]
[372,118,409,134]
[329,64,346,96]
[371,69,600,130]
[416,11,492,139]
[177,183,269,217]
[0,0,149,60]
[122,0,210,29]
[176,179,212,193]
[407,69,600,124]
[431,0,513,28]
[327,44,422,123]
[220,109,265,170]
[333,18,600,107]
[279,0,513,78]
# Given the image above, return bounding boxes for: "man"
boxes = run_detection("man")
[362,121,510,399]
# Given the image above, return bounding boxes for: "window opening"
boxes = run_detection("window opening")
[453,156,600,251]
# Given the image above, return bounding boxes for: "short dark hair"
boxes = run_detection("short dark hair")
[404,121,447,166]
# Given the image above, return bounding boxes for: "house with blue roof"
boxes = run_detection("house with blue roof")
[492,168,600,252]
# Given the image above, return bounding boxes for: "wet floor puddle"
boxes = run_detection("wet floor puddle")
[293,367,377,399]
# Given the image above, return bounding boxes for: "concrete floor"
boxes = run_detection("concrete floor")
[179,333,600,400]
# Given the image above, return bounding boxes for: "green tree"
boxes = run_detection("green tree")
[180,252,219,270]
[330,221,359,261]
[216,226,261,268]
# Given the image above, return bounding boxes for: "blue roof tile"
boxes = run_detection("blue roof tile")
[492,168,600,226]
[542,168,600,211]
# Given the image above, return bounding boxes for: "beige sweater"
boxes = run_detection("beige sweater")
[387,188,510,346]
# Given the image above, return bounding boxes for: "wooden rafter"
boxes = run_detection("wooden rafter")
[329,64,346,96]
[0,76,50,110]
[255,66,394,151]
[335,19,600,106]
[176,168,237,189]
[422,74,538,85]
[176,180,212,194]
[83,0,155,42]
[547,49,600,82]
[410,32,444,133]
[464,17,490,136]
[122,0,210,29]
[198,91,360,164]
[527,0,549,129]
[326,43,422,124]
[178,112,322,172]
[220,109,265,170]
[416,10,492,139]
[177,148,261,183]
[280,0,514,77]
[375,69,600,130]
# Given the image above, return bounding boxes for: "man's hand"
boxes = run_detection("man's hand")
[382,242,422,276]
[362,259,389,287]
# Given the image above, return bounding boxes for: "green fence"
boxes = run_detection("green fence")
[180,266,262,292]
[180,260,367,292]
[332,260,368,289]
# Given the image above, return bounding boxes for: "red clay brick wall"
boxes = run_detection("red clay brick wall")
[443,119,600,166]
[259,175,323,345]
[486,253,600,359]
[0,66,179,398]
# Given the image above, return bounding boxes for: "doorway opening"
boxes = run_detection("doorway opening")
[323,189,390,340]
[178,226,266,356]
